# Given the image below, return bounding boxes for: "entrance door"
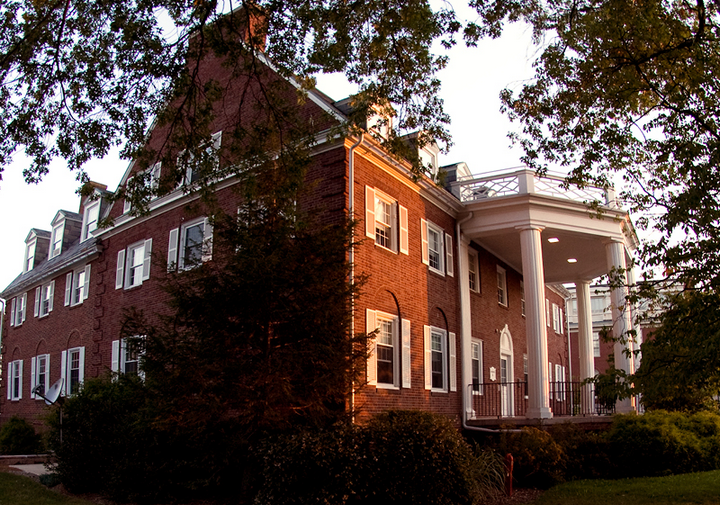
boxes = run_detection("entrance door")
[500,354,513,416]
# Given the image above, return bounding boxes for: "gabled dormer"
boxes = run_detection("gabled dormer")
[79,182,110,242]
[401,131,440,178]
[48,210,82,260]
[333,98,393,141]
[23,229,50,273]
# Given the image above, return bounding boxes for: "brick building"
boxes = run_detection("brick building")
[0,41,639,430]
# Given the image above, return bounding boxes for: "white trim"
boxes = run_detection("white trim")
[401,319,411,388]
[497,266,507,307]
[445,233,454,277]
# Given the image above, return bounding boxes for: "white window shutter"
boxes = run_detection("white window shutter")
[421,219,429,265]
[64,272,73,306]
[399,205,409,255]
[123,197,131,214]
[21,293,26,323]
[30,358,36,399]
[78,347,85,386]
[167,228,179,271]
[61,351,67,396]
[6,364,11,400]
[83,264,91,300]
[111,340,120,373]
[445,233,454,277]
[424,325,432,390]
[202,218,213,262]
[48,281,55,312]
[17,361,23,400]
[10,298,16,326]
[449,332,457,392]
[44,355,50,393]
[402,319,411,388]
[116,250,126,289]
[34,287,41,317]
[365,186,376,239]
[142,239,153,280]
[366,309,377,386]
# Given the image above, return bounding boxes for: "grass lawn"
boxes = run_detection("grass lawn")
[534,470,720,505]
[0,472,96,505]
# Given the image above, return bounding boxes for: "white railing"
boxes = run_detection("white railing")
[450,168,618,208]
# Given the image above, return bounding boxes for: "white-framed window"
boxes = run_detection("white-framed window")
[593,331,601,357]
[167,218,214,271]
[523,354,529,398]
[50,221,64,259]
[81,201,100,242]
[179,131,222,186]
[24,238,36,273]
[115,239,153,289]
[124,163,161,214]
[552,304,564,334]
[421,220,453,276]
[555,364,566,401]
[7,360,23,401]
[31,354,50,399]
[520,280,526,316]
[424,326,456,393]
[591,297,607,314]
[366,310,410,389]
[546,299,551,326]
[496,266,507,306]
[471,339,483,394]
[62,347,85,396]
[9,293,27,327]
[34,280,55,317]
[65,265,91,306]
[112,337,144,377]
[468,249,479,292]
[364,186,408,255]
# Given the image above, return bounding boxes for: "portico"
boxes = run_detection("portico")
[451,169,639,420]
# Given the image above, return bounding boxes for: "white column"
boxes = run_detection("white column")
[605,239,636,413]
[518,225,552,419]
[575,280,596,414]
[458,236,474,418]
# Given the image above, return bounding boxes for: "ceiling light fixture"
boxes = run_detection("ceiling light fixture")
[567,258,578,263]
[548,237,559,243]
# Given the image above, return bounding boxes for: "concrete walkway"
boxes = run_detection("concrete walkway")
[9,464,51,476]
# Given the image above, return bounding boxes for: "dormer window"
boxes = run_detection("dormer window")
[50,222,64,259]
[179,131,222,186]
[24,239,36,273]
[82,201,100,242]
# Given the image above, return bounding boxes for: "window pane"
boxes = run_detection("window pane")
[184,223,205,266]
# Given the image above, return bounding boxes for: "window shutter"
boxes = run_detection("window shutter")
[34,287,41,317]
[402,319,411,388]
[17,361,22,400]
[366,309,377,386]
[424,325,432,390]
[421,219,429,265]
[78,347,85,386]
[30,358,36,399]
[61,351,67,396]
[44,355,50,394]
[83,265,91,300]
[111,340,120,372]
[116,250,126,289]
[365,186,376,239]
[167,228,179,271]
[399,205,409,255]
[123,197,131,214]
[449,332,457,392]
[21,293,26,322]
[142,239,153,280]
[202,218,213,262]
[9,298,15,326]
[48,281,55,312]
[64,272,73,306]
[445,233,454,277]
[6,364,11,399]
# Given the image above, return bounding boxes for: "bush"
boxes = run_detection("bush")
[0,416,42,455]
[607,410,720,477]
[548,423,614,480]
[492,427,566,489]
[253,410,505,505]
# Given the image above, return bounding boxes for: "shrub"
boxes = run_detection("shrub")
[548,423,614,480]
[252,410,505,505]
[0,416,42,455]
[607,410,720,477]
[492,427,566,489]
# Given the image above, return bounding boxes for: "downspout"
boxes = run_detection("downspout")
[348,133,363,423]
[456,214,521,434]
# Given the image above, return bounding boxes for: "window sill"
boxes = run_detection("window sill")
[430,388,448,394]
[375,383,399,390]
[427,267,445,277]
[373,242,397,255]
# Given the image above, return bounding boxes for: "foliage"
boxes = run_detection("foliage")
[634,290,720,412]
[0,416,42,455]
[492,426,567,489]
[0,0,459,191]
[547,423,614,481]
[606,411,720,477]
[253,410,505,505]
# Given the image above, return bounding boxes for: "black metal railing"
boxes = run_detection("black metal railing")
[468,381,616,419]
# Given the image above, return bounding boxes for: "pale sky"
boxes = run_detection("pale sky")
[0,23,539,292]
